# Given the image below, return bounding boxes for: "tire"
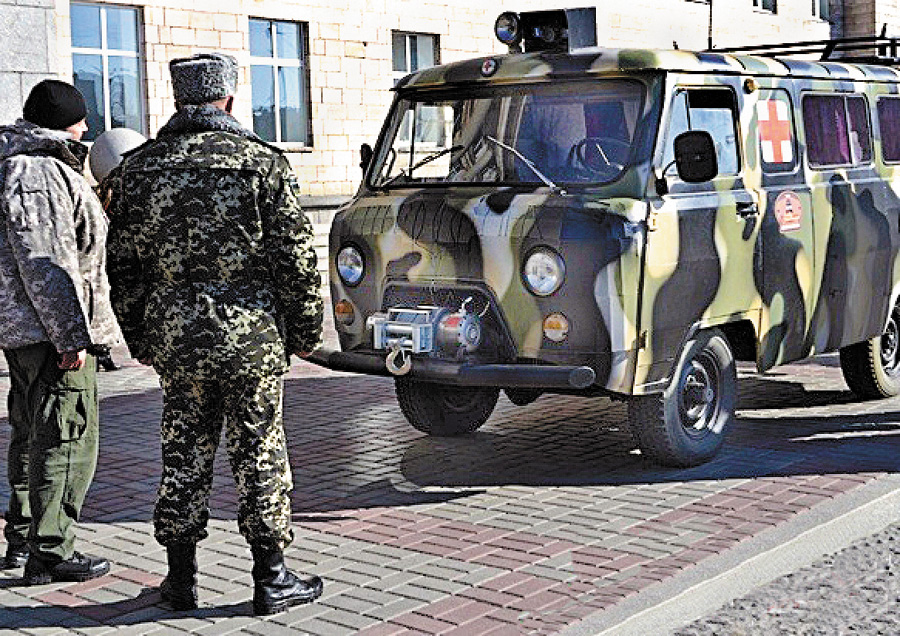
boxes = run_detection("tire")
[394,378,499,436]
[628,328,736,467]
[840,301,900,399]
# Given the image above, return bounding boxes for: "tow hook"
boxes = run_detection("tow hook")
[385,344,413,375]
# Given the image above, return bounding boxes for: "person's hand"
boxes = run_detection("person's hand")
[295,351,312,359]
[137,357,153,366]
[58,349,87,370]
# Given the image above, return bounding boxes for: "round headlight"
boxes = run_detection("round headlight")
[523,248,565,296]
[495,12,522,46]
[336,245,364,286]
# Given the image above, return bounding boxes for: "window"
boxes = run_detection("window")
[813,0,830,20]
[754,0,777,13]
[249,18,311,145]
[878,97,900,163]
[757,89,797,173]
[802,94,871,167]
[392,32,440,83]
[70,2,145,141]
[370,80,644,187]
[663,88,740,177]
[392,32,441,145]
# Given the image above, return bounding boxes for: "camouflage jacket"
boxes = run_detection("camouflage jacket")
[105,105,323,378]
[0,120,120,352]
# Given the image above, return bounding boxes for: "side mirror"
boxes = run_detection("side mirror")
[360,143,374,174]
[673,131,718,183]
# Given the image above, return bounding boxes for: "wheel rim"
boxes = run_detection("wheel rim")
[440,386,489,413]
[880,308,900,378]
[676,352,720,437]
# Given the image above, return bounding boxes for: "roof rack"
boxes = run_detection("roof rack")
[709,33,900,63]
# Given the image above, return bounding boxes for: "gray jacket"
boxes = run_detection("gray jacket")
[0,120,120,352]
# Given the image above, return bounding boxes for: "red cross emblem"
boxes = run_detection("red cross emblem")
[757,100,793,164]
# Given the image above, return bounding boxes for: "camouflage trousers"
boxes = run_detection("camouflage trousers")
[155,372,293,549]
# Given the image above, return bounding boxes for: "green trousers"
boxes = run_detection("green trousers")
[3,342,99,562]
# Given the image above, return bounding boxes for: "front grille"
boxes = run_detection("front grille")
[382,283,516,362]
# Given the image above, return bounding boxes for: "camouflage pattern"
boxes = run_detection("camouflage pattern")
[105,104,322,549]
[325,46,900,397]
[105,104,323,377]
[0,120,120,352]
[154,372,293,548]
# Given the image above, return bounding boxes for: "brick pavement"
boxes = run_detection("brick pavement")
[0,342,898,634]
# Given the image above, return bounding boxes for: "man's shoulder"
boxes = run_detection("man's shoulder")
[123,132,283,172]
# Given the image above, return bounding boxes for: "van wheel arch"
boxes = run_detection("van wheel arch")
[628,327,736,467]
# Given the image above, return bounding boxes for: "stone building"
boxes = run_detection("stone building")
[1,0,866,203]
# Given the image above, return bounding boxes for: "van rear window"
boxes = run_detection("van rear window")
[802,93,872,167]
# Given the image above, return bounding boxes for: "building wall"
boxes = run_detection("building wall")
[40,0,848,199]
[0,0,57,125]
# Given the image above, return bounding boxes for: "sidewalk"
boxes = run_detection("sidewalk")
[0,343,898,634]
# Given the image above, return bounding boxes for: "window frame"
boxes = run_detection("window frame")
[70,1,147,139]
[877,95,900,165]
[801,92,873,169]
[248,17,313,147]
[391,31,442,149]
[661,86,742,180]
[391,31,441,84]
[753,0,777,13]
[757,88,799,175]
[812,0,831,21]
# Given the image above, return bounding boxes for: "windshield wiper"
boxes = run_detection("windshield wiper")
[483,135,560,191]
[380,144,464,187]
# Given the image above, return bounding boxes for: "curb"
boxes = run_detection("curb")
[560,473,900,636]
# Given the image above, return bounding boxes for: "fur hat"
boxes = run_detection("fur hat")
[169,53,238,106]
[23,79,87,130]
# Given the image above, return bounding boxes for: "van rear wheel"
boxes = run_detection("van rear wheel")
[840,301,900,399]
[628,328,736,467]
[395,378,499,436]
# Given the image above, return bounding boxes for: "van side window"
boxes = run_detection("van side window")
[663,88,739,178]
[877,97,900,163]
[756,89,797,173]
[802,94,872,167]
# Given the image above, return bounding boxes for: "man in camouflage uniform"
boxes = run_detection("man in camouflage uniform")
[0,79,119,584]
[105,53,324,615]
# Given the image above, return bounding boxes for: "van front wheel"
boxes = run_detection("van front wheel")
[628,328,736,467]
[395,378,499,436]
[840,302,900,399]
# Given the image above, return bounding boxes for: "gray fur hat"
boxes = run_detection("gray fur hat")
[169,53,238,106]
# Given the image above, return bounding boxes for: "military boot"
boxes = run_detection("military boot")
[251,546,323,615]
[159,543,198,610]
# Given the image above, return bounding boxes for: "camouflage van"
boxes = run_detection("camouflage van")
[311,9,900,467]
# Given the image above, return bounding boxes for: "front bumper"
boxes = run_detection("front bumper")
[306,348,596,390]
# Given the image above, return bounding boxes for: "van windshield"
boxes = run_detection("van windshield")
[370,80,645,188]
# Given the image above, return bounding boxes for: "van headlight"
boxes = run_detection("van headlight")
[336,245,364,286]
[523,247,565,296]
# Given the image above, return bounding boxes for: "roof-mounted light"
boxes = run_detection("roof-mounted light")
[495,12,523,49]
[494,8,597,54]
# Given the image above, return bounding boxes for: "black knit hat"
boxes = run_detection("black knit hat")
[23,79,88,130]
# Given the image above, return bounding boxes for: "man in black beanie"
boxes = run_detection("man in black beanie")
[0,78,120,584]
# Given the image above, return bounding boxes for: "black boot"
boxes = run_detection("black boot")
[1,544,28,570]
[251,546,323,615]
[159,543,198,611]
[23,551,110,585]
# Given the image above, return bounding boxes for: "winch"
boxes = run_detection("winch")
[368,298,485,375]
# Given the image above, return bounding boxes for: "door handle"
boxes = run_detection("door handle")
[736,201,758,217]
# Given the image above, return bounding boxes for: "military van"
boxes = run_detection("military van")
[310,8,900,467]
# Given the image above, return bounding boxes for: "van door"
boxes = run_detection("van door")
[636,82,762,392]
[801,91,894,351]
[748,86,817,370]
